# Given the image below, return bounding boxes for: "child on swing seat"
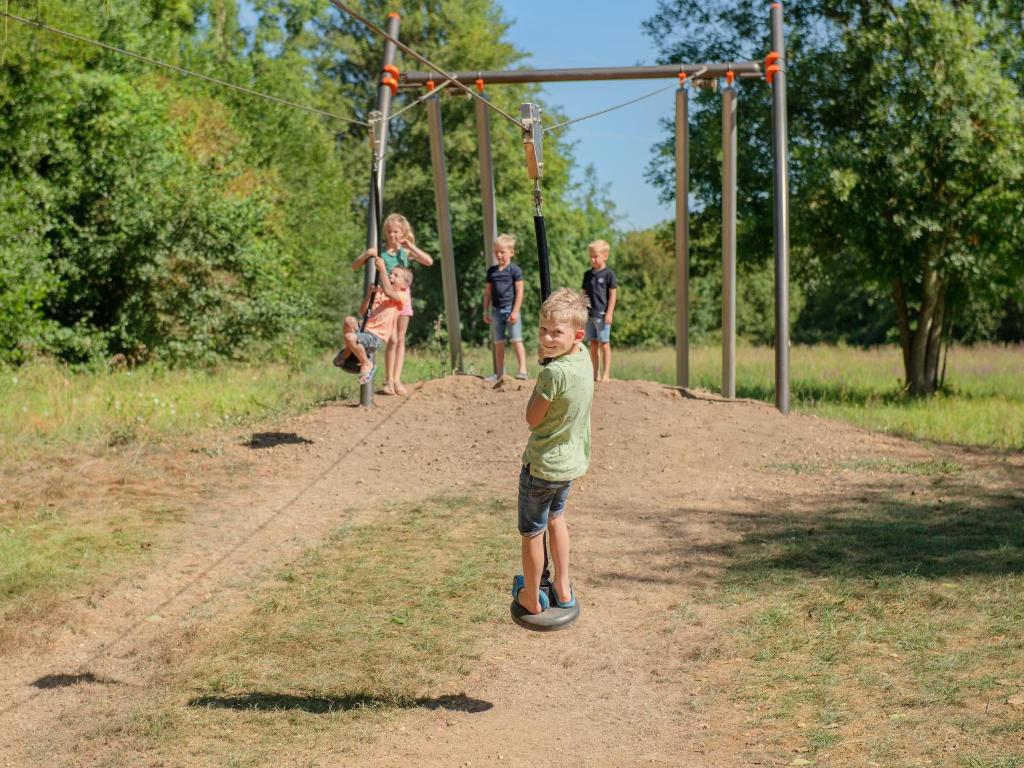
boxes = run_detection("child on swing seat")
[352,213,433,395]
[512,288,594,615]
[336,255,412,385]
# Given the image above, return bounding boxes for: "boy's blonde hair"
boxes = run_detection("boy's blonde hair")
[588,239,610,257]
[391,266,413,286]
[383,213,415,244]
[493,233,516,253]
[540,288,590,331]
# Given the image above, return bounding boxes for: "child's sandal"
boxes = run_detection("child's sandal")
[511,575,549,614]
[551,583,576,609]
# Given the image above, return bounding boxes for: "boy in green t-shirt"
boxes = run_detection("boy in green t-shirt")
[512,288,595,615]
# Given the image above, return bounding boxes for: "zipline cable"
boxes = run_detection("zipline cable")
[544,82,679,134]
[0,9,367,126]
[387,76,454,122]
[326,0,526,131]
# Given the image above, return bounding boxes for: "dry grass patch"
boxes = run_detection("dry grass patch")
[704,473,1024,767]
[74,493,517,766]
[0,441,250,651]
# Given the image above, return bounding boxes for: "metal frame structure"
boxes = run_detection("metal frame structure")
[362,5,792,413]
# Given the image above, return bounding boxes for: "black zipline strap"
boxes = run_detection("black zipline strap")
[534,214,552,303]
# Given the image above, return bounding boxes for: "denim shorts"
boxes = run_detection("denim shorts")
[517,465,573,538]
[584,316,612,343]
[356,331,382,352]
[491,307,523,343]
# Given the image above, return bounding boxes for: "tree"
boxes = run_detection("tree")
[644,0,1024,394]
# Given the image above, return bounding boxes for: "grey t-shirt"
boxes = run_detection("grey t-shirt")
[521,346,594,481]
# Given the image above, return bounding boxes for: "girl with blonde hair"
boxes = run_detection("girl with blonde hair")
[353,213,434,395]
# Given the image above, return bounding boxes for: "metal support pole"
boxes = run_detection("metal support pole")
[721,82,737,399]
[476,91,499,375]
[675,84,690,388]
[426,94,464,373]
[770,3,791,415]
[359,12,401,407]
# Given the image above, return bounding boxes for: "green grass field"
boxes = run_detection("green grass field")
[1,343,1021,457]
[613,343,1024,450]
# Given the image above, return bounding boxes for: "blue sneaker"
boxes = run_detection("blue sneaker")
[512,575,550,614]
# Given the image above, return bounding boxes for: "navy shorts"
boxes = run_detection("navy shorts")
[517,465,573,538]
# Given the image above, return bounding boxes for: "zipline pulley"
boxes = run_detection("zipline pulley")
[521,102,544,182]
[367,109,385,157]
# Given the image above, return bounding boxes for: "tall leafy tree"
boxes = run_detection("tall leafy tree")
[644,0,1024,394]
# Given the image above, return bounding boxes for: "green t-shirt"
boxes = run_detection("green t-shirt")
[382,247,410,274]
[521,346,594,481]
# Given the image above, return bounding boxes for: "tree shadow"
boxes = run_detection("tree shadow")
[696,481,1024,582]
[722,490,1024,580]
[244,432,313,449]
[593,476,1024,588]
[187,691,492,714]
[32,672,120,689]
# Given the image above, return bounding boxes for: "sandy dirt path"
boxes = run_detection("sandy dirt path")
[2,375,1011,767]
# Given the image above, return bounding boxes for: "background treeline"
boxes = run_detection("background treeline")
[0,0,614,367]
[1,0,1022,392]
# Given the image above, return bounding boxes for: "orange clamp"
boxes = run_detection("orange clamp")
[383,64,400,78]
[764,51,781,84]
[426,78,436,92]
[387,11,401,19]
[475,77,485,93]
[725,70,735,86]
[678,72,688,86]
[381,76,398,95]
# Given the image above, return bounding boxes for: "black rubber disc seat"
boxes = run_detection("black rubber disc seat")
[510,586,581,632]
[334,349,363,374]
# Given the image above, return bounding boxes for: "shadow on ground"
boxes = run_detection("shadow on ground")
[244,432,313,449]
[722,485,1024,579]
[32,673,120,689]
[188,692,492,714]
[598,471,1024,587]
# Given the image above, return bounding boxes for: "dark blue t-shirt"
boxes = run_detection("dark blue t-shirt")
[486,263,524,310]
[582,267,618,318]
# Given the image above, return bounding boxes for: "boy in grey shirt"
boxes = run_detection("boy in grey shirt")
[512,288,595,614]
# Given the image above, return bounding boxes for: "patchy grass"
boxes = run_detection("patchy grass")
[613,343,1024,450]
[701,480,1024,767]
[763,457,968,476]
[0,356,356,461]
[0,441,242,650]
[74,493,517,765]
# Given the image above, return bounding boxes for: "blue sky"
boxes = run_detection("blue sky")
[499,1,672,230]
[239,1,673,229]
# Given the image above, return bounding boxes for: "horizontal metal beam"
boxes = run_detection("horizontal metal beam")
[401,62,761,87]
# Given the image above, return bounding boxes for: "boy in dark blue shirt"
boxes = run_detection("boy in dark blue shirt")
[483,234,528,381]
[581,239,618,382]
